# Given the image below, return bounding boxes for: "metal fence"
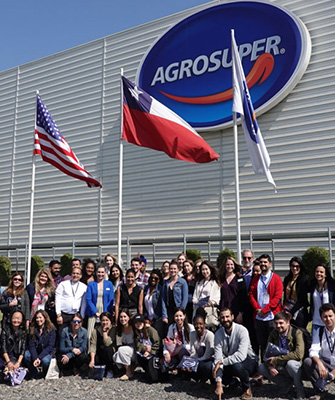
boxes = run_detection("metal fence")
[1,228,334,278]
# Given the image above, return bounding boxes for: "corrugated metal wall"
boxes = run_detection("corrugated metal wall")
[0,0,334,270]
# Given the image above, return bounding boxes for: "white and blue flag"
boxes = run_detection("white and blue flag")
[231,30,276,190]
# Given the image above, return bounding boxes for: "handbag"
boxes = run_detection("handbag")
[163,337,181,356]
[4,367,27,386]
[45,357,59,380]
[203,305,219,330]
[88,365,106,381]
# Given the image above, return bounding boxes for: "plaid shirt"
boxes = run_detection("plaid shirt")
[135,273,149,290]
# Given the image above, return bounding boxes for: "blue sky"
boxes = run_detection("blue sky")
[0,0,208,72]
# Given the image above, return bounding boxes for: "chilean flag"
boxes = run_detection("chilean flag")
[122,76,219,163]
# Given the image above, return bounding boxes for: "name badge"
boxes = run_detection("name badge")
[263,293,270,304]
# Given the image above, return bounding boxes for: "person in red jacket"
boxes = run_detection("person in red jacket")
[249,254,283,361]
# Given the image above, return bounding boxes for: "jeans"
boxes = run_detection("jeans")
[259,360,305,394]
[216,356,258,391]
[24,350,52,376]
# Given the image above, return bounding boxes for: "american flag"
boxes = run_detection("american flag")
[34,94,102,188]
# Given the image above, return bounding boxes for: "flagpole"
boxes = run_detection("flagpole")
[232,30,242,264]
[27,91,38,284]
[118,69,124,267]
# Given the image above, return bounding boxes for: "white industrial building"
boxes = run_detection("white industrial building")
[0,0,334,272]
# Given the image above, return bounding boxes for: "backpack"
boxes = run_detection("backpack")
[292,326,312,359]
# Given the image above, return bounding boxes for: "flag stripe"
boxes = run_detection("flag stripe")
[34,94,102,188]
[122,75,219,164]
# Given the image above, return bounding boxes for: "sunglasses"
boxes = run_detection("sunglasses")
[290,264,300,269]
[13,278,23,282]
[243,257,252,260]
[150,276,159,280]
[72,320,82,324]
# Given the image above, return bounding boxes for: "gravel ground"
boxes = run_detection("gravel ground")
[1,370,335,400]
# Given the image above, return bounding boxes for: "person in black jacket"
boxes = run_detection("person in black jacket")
[0,310,27,373]
[283,256,309,328]
[24,310,56,378]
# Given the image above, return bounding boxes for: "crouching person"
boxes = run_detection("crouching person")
[258,311,305,399]
[213,308,258,400]
[304,303,335,400]
[57,313,88,376]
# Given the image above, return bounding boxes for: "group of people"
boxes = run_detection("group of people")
[0,251,334,400]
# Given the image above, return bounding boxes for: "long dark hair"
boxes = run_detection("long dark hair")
[132,315,149,340]
[81,259,96,284]
[5,273,25,296]
[109,264,124,284]
[30,310,55,339]
[196,260,220,284]
[173,307,190,343]
[285,256,307,281]
[116,308,132,336]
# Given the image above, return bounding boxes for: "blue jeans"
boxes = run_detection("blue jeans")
[24,350,52,376]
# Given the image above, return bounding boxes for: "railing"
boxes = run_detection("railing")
[1,228,334,277]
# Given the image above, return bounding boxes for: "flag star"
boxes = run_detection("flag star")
[129,86,142,101]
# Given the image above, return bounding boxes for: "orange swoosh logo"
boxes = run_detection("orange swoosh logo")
[159,53,274,104]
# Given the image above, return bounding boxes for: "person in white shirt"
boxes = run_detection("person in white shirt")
[304,303,335,400]
[55,267,87,331]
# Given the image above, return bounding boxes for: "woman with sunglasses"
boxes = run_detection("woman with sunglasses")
[282,256,309,328]
[24,310,56,378]
[0,310,27,375]
[25,268,56,324]
[57,313,88,376]
[86,265,114,340]
[0,273,30,329]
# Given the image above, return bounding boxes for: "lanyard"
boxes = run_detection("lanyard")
[71,281,79,297]
[261,272,273,290]
[326,331,335,355]
[316,281,326,303]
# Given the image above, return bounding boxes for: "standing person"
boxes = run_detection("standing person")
[127,257,148,290]
[139,255,150,279]
[49,260,63,288]
[0,310,27,375]
[63,258,82,281]
[308,263,335,339]
[182,259,196,323]
[240,249,255,292]
[213,308,258,400]
[143,269,162,325]
[163,308,194,370]
[114,268,143,323]
[57,313,88,376]
[161,261,170,281]
[86,265,114,340]
[112,309,136,381]
[88,311,115,375]
[240,249,258,354]
[162,261,188,326]
[109,264,124,294]
[0,273,30,329]
[55,267,87,331]
[25,268,56,323]
[24,310,56,378]
[219,257,247,324]
[104,253,119,278]
[177,253,187,275]
[283,256,309,328]
[80,259,96,285]
[304,303,335,400]
[194,259,204,279]
[249,254,283,361]
[192,261,220,329]
[258,311,306,399]
[133,314,161,383]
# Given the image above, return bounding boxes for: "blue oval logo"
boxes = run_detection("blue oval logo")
[137,1,311,131]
